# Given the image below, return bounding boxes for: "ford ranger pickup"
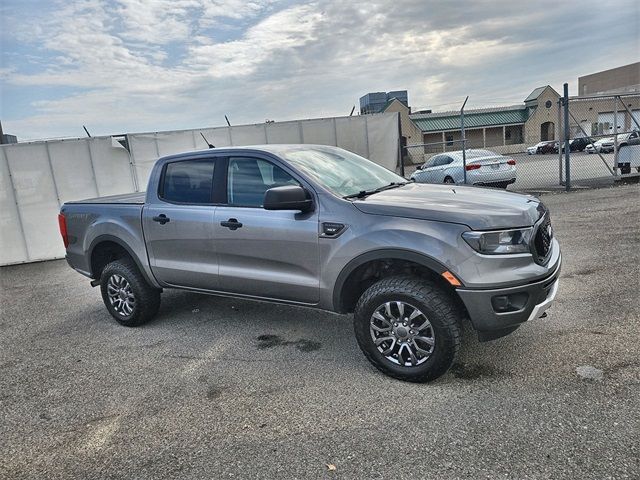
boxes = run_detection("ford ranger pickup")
[59,145,561,382]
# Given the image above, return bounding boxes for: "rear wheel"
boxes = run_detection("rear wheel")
[354,275,462,382]
[100,259,161,327]
[443,176,455,184]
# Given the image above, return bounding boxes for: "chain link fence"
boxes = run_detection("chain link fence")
[400,90,640,192]
[562,93,640,188]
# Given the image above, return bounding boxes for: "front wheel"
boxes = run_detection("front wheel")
[100,259,161,327]
[354,275,462,382]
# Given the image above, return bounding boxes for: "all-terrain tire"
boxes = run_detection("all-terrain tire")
[354,275,462,382]
[100,259,161,327]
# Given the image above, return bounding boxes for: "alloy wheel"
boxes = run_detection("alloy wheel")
[107,274,136,316]
[369,301,435,367]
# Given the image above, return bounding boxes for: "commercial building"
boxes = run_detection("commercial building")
[390,86,562,158]
[367,63,640,163]
[360,90,408,114]
[578,62,640,95]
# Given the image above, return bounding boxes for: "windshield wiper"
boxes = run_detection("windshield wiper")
[343,182,409,199]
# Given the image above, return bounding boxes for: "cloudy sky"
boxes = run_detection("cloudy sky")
[0,0,638,140]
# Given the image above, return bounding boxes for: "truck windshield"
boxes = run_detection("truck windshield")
[280,146,406,198]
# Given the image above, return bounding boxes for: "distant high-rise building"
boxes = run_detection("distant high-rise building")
[360,90,409,114]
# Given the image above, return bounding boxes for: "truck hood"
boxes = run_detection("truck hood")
[351,183,542,230]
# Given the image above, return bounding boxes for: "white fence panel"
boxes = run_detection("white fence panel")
[156,130,197,156]
[89,137,136,196]
[229,124,268,145]
[300,118,337,146]
[48,139,99,204]
[0,147,29,265]
[365,114,400,171]
[128,134,160,189]
[265,122,302,144]
[200,127,232,147]
[3,143,64,262]
[335,117,369,159]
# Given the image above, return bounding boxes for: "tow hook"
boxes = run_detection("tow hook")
[90,279,101,288]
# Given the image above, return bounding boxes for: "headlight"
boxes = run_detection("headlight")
[462,228,533,254]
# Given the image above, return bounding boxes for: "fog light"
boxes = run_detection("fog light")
[492,293,529,313]
[493,295,510,312]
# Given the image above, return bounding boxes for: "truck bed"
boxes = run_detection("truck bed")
[66,192,146,204]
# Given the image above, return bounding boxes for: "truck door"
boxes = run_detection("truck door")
[213,156,320,304]
[142,157,219,290]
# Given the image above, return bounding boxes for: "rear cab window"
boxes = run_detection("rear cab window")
[160,159,215,204]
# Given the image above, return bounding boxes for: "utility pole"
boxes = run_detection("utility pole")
[0,120,4,144]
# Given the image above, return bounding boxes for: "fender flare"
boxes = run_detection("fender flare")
[88,234,158,287]
[332,248,452,313]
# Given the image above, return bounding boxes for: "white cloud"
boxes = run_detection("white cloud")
[187,4,323,77]
[2,0,639,140]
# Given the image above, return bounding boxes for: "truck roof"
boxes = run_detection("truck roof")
[159,144,342,162]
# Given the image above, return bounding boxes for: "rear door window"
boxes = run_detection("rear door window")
[160,159,215,204]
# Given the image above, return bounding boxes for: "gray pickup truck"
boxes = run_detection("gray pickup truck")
[59,144,561,382]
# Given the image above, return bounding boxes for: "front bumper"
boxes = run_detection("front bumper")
[456,254,561,341]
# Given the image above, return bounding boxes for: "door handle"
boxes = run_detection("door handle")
[220,218,243,230]
[152,214,170,225]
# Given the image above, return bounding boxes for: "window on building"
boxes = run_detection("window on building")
[445,134,454,146]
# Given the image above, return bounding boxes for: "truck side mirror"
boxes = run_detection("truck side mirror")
[264,185,313,213]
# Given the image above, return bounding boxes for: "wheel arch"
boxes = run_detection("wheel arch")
[88,235,157,286]
[332,248,463,313]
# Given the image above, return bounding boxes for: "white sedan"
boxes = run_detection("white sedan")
[410,149,516,189]
[585,137,614,154]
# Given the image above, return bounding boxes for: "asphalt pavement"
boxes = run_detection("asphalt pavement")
[1,185,639,479]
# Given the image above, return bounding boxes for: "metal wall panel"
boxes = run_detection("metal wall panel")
[48,139,99,204]
[300,118,337,146]
[88,137,136,196]
[3,143,64,261]
[0,147,29,264]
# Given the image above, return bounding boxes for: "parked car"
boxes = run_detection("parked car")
[617,131,639,147]
[410,149,516,188]
[544,141,559,154]
[59,145,561,383]
[527,141,556,154]
[567,137,593,152]
[586,137,615,154]
[527,142,547,154]
[586,132,639,154]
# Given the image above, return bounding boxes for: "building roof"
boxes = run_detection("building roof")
[524,86,548,103]
[381,97,409,112]
[409,105,529,132]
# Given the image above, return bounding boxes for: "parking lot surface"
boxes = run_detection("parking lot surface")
[1,185,639,479]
